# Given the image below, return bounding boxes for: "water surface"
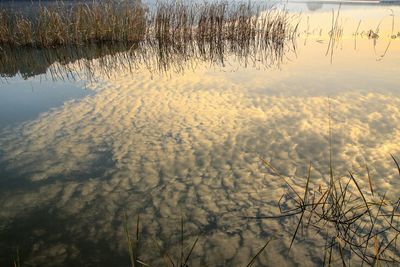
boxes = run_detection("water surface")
[0,2,399,266]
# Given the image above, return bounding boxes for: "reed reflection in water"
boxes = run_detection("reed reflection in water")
[0,2,399,267]
[0,1,298,80]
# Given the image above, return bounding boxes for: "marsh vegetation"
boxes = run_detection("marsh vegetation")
[122,157,400,266]
[0,1,296,49]
[1,1,399,267]
[0,0,298,79]
[0,0,146,47]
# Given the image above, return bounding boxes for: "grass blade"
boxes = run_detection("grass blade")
[247,239,272,267]
[183,236,199,267]
[390,154,400,176]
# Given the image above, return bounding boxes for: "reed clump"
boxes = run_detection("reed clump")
[0,1,297,52]
[148,1,297,70]
[0,1,298,79]
[0,0,146,47]
[246,156,400,266]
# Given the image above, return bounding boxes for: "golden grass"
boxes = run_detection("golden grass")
[0,1,298,80]
[0,0,146,47]
[0,0,297,50]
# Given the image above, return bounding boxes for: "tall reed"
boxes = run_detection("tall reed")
[0,1,298,79]
[0,1,297,51]
[0,0,146,47]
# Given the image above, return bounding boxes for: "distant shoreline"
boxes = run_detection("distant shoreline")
[291,0,400,5]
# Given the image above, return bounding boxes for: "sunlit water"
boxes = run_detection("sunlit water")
[0,2,399,266]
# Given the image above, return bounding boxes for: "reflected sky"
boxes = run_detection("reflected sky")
[0,2,399,267]
[0,78,91,129]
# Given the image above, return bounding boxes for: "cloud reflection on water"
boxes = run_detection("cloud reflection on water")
[1,48,399,265]
[0,4,400,267]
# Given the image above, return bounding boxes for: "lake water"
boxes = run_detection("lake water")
[0,2,399,266]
